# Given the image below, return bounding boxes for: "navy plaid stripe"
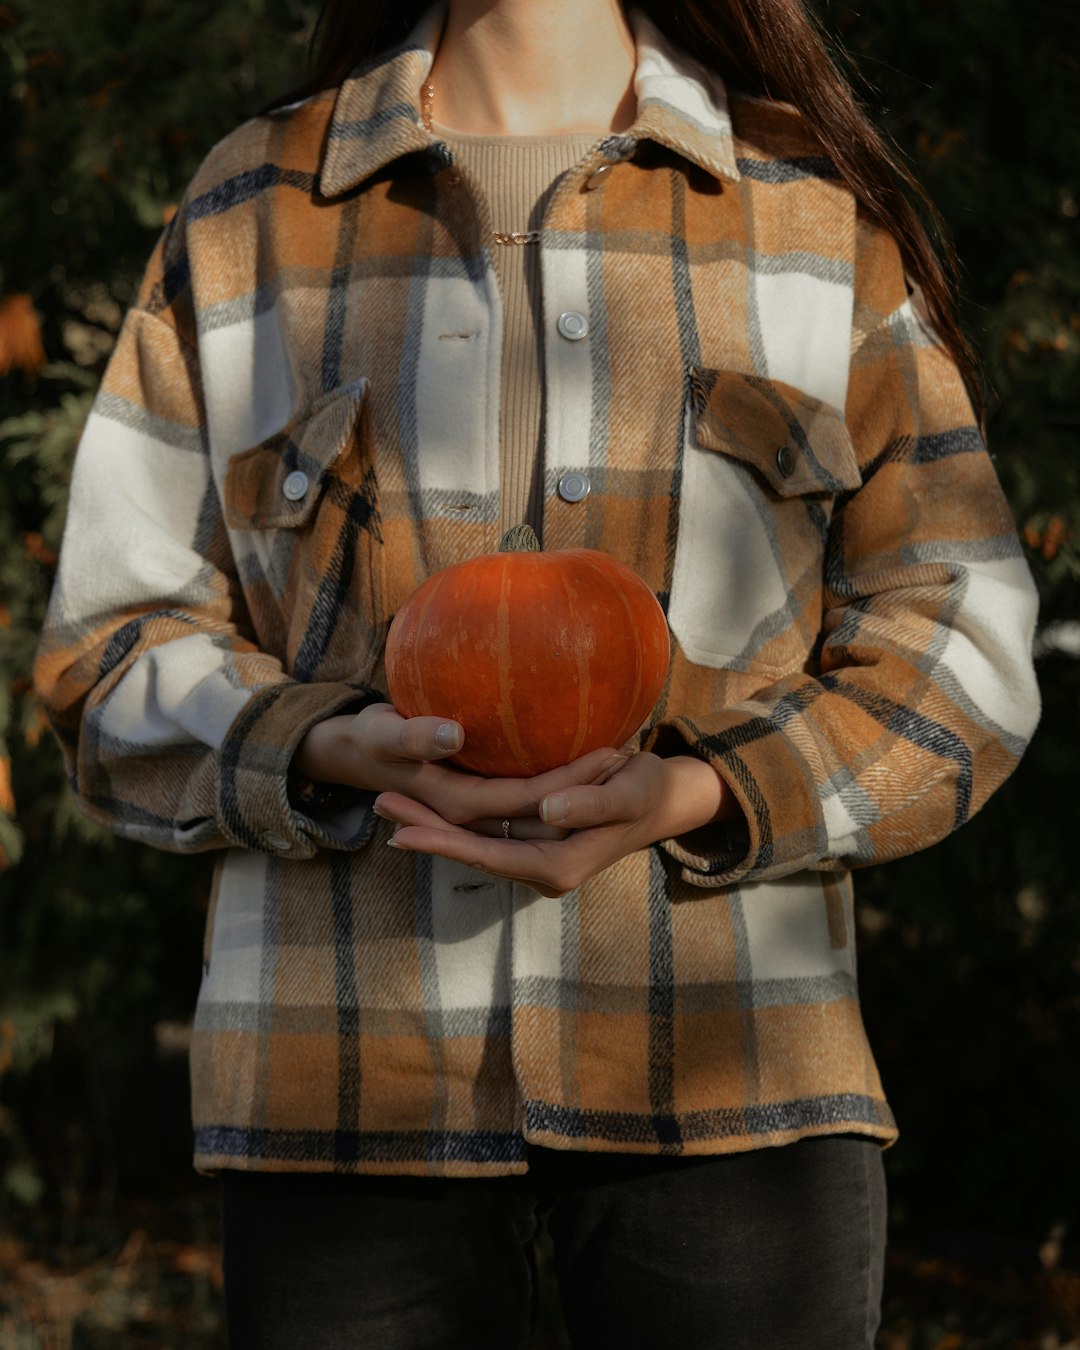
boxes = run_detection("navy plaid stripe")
[915,427,984,461]
[219,684,292,850]
[293,468,380,683]
[819,674,973,826]
[196,1125,527,1165]
[646,849,680,1149]
[97,610,194,681]
[331,853,361,1160]
[189,164,280,220]
[525,1094,895,1146]
[736,156,842,183]
[328,104,417,141]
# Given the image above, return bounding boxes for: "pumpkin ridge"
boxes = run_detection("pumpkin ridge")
[591,552,646,741]
[406,564,449,720]
[495,557,531,774]
[558,562,592,764]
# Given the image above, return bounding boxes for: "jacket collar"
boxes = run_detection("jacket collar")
[318,4,740,198]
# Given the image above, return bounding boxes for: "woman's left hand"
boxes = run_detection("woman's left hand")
[374,752,735,898]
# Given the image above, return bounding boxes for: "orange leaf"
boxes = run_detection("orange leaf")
[0,757,14,816]
[1003,328,1029,354]
[86,75,127,111]
[1042,515,1067,561]
[0,603,10,627]
[0,1022,13,1076]
[22,531,58,568]
[0,294,47,377]
[24,704,50,749]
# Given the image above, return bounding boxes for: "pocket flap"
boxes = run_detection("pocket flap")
[689,369,861,497]
[224,378,369,530]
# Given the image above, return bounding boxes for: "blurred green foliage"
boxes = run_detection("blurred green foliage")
[0,0,1077,1299]
[824,0,1080,1251]
[0,0,321,1226]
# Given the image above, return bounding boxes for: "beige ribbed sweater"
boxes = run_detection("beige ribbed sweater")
[434,125,600,537]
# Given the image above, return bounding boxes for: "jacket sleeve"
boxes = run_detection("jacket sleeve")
[650,215,1041,885]
[33,217,383,859]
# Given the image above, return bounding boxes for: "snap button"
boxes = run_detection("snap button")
[558,471,591,503]
[262,831,292,852]
[557,310,589,342]
[584,164,613,190]
[776,445,797,478]
[282,469,310,502]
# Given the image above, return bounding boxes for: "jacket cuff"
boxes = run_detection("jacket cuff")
[646,708,828,887]
[289,795,379,851]
[216,682,382,858]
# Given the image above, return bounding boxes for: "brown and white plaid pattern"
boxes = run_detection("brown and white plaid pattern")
[35,7,1040,1174]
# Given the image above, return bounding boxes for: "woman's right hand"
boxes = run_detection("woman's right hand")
[292,702,631,830]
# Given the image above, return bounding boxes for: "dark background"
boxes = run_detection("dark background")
[1,1,1078,1344]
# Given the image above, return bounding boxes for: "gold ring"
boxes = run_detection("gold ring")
[502,819,511,839]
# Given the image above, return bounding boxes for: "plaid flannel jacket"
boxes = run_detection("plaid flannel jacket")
[35,8,1040,1175]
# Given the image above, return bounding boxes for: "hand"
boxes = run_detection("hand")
[375,751,737,898]
[292,702,632,828]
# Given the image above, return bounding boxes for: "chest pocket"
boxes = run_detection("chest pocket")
[667,369,861,676]
[223,378,385,685]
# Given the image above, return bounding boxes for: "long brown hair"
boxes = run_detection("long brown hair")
[281,0,982,422]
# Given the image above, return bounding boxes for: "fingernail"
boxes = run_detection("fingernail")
[372,802,391,819]
[600,752,628,773]
[436,723,462,752]
[541,794,568,825]
[387,837,404,849]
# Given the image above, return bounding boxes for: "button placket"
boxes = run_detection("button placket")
[557,472,591,503]
[556,310,589,341]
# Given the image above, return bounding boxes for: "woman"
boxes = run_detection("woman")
[35,0,1040,1344]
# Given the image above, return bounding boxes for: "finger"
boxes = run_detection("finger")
[447,744,626,820]
[387,824,563,887]
[374,792,468,832]
[540,769,644,828]
[365,705,465,763]
[589,740,638,786]
[375,794,569,843]
[377,797,571,896]
[387,824,603,900]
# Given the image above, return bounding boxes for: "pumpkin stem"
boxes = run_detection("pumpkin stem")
[498,523,540,553]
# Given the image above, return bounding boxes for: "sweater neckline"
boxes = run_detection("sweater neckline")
[430,120,604,150]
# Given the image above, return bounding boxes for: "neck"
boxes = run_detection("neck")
[427,0,637,135]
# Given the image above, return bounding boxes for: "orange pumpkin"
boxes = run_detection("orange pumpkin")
[384,525,670,778]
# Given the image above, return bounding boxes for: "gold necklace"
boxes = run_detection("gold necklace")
[421,81,541,246]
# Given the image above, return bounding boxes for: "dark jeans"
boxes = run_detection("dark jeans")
[220,1136,887,1350]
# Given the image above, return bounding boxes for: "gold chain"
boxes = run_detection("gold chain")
[492,230,542,245]
[421,81,541,246]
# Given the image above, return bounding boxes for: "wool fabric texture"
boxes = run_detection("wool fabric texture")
[34,7,1040,1177]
